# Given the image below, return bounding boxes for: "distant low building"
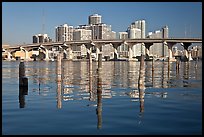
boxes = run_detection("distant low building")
[33,34,52,43]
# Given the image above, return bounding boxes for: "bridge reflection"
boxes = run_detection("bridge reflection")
[17,60,202,129]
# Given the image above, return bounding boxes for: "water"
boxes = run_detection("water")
[2,60,202,135]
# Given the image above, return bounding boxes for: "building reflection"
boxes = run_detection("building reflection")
[183,62,189,87]
[128,61,140,89]
[145,61,153,87]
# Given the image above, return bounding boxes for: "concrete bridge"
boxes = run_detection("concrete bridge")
[2,38,202,61]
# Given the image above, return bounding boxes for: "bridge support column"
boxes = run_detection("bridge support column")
[128,44,133,61]
[44,48,49,61]
[181,42,192,62]
[67,46,73,60]
[111,43,121,60]
[188,51,193,61]
[39,45,49,61]
[86,47,91,60]
[20,48,31,61]
[166,42,176,62]
[7,52,12,60]
[95,45,102,61]
[144,43,153,60]
[114,47,118,60]
[126,43,137,61]
[96,47,100,61]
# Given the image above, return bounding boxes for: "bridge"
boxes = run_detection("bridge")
[2,38,202,61]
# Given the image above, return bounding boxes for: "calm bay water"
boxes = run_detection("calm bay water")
[2,60,202,135]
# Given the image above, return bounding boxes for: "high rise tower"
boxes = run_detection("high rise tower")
[55,24,73,42]
[88,14,102,25]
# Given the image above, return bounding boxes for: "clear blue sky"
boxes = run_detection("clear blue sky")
[2,2,202,46]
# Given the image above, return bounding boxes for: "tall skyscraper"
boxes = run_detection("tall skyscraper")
[127,19,146,56]
[88,14,102,25]
[55,24,73,42]
[130,20,146,38]
[91,23,115,40]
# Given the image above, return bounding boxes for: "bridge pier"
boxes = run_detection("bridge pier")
[111,43,121,60]
[188,50,193,61]
[7,51,12,60]
[68,47,73,60]
[125,42,136,61]
[95,44,102,61]
[165,42,176,62]
[39,45,49,61]
[20,47,32,61]
[144,43,153,60]
[181,42,193,61]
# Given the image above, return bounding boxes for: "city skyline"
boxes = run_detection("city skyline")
[2,2,202,46]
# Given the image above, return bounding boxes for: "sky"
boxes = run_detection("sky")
[2,2,202,46]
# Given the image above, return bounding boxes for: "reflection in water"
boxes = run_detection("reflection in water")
[145,61,153,87]
[89,60,95,101]
[96,70,102,129]
[14,59,201,113]
[138,55,145,120]
[57,81,62,109]
[19,86,28,108]
[56,55,62,109]
[183,62,189,87]
[195,61,198,80]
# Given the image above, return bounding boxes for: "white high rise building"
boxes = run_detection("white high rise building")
[127,20,146,57]
[55,24,73,42]
[91,23,115,40]
[118,32,128,58]
[73,29,92,40]
[147,26,169,57]
[130,19,146,38]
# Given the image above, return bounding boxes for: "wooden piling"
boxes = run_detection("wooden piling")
[97,69,102,129]
[57,54,62,82]
[19,61,28,108]
[138,54,145,113]
[57,82,62,109]
[89,55,93,100]
[152,57,154,72]
[138,54,145,87]
[19,61,25,78]
[56,54,62,109]
[176,58,180,72]
[19,61,28,88]
[167,57,170,79]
